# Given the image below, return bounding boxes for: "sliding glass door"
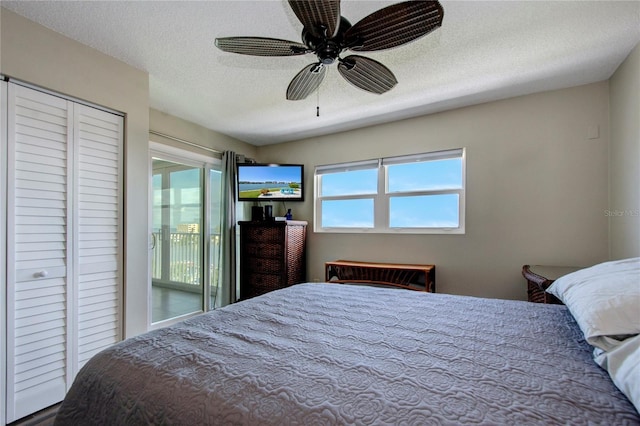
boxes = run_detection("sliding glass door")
[150,147,222,324]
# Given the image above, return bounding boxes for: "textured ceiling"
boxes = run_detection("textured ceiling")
[3,1,639,146]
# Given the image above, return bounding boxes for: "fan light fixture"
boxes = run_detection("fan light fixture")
[215,0,444,100]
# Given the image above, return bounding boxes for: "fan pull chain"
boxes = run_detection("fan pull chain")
[316,87,320,117]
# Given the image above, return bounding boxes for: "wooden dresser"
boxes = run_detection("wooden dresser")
[239,220,307,300]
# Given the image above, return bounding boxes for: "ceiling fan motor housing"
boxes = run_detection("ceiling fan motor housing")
[302,17,352,65]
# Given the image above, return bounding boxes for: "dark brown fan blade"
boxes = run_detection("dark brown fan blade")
[215,37,309,56]
[337,55,397,94]
[288,0,341,39]
[287,63,326,100]
[344,1,444,51]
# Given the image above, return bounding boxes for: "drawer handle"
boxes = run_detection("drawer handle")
[34,270,49,278]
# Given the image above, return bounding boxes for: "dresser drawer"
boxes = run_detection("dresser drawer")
[246,257,283,274]
[248,272,283,287]
[243,242,283,258]
[244,282,279,299]
[244,226,283,243]
[243,273,284,298]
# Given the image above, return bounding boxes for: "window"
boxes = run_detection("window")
[315,148,465,233]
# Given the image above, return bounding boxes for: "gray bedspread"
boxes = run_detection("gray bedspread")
[55,283,639,425]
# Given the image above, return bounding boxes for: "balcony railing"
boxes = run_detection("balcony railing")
[151,231,221,291]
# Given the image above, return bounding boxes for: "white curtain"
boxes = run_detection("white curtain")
[217,150,237,305]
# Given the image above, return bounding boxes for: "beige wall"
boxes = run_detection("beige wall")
[258,82,612,300]
[609,42,640,259]
[1,8,150,337]
[149,108,257,159]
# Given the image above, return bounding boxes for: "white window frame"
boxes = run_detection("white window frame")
[314,148,465,234]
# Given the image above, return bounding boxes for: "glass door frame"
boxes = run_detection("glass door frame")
[148,142,221,329]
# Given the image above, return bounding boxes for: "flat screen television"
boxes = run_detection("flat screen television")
[237,163,304,202]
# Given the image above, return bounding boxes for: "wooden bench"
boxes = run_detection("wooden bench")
[325,260,436,292]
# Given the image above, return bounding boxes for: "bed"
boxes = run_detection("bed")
[54,258,640,425]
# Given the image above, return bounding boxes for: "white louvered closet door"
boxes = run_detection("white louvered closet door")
[6,84,72,422]
[74,104,123,369]
[5,83,123,423]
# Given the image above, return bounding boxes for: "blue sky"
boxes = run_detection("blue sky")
[321,159,462,228]
[388,159,462,192]
[238,165,302,183]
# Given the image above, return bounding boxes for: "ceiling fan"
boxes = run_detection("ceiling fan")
[215,0,444,100]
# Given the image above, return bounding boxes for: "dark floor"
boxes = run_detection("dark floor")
[9,404,59,426]
[152,285,203,322]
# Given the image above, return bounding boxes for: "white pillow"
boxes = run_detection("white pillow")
[546,257,640,352]
[595,334,640,413]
